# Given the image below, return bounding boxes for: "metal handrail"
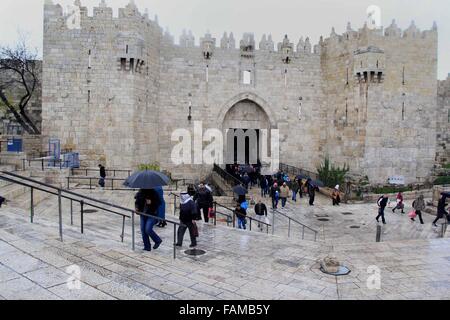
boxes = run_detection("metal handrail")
[67,176,190,191]
[22,158,71,171]
[213,163,242,187]
[71,168,132,178]
[0,174,129,243]
[279,163,318,181]
[66,176,137,191]
[214,201,272,233]
[1,171,185,259]
[169,193,270,232]
[272,209,318,241]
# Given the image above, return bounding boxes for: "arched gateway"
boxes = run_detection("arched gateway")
[220,94,274,166]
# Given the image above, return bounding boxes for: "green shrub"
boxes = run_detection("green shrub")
[138,163,161,171]
[443,163,450,169]
[434,176,450,185]
[317,156,350,188]
[372,186,413,194]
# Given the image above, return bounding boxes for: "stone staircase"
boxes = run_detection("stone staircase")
[1,197,450,300]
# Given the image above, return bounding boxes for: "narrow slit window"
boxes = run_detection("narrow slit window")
[88,50,91,69]
[402,102,405,120]
[243,70,252,85]
[126,45,129,54]
[120,58,126,70]
[88,90,91,103]
[206,65,209,83]
[448,109,450,123]
[402,66,405,85]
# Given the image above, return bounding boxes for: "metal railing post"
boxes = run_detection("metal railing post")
[70,200,73,226]
[214,202,217,226]
[249,218,252,231]
[67,177,70,189]
[89,178,92,190]
[121,216,125,243]
[80,200,84,234]
[233,212,236,228]
[30,187,34,223]
[272,211,275,235]
[376,225,382,242]
[131,211,135,251]
[288,219,291,238]
[41,159,44,171]
[22,159,25,171]
[173,224,177,260]
[58,189,63,242]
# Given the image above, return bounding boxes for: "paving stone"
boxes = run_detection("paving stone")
[1,276,61,300]
[0,250,48,274]
[48,282,116,300]
[23,266,70,288]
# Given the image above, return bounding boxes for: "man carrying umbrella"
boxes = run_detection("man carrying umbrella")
[126,170,170,252]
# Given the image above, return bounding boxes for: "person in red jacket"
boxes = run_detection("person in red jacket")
[392,192,405,214]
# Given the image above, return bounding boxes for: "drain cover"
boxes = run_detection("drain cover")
[315,214,329,218]
[341,212,353,215]
[320,266,351,276]
[318,218,330,222]
[185,249,206,256]
[349,225,360,229]
[83,209,98,214]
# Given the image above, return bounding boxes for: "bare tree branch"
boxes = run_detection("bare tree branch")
[0,36,41,134]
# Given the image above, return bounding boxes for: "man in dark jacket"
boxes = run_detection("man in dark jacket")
[307,179,316,206]
[135,189,162,251]
[269,183,280,210]
[260,176,268,198]
[98,164,106,188]
[176,193,197,248]
[432,195,448,227]
[254,199,268,231]
[194,184,214,223]
[376,195,389,224]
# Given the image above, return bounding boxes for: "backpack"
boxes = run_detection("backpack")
[275,191,280,199]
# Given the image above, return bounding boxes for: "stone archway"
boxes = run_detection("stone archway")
[222,98,271,165]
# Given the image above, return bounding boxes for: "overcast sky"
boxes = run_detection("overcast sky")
[1,0,449,79]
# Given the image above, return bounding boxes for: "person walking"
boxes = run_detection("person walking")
[175,193,197,248]
[235,201,248,230]
[376,194,389,224]
[291,179,299,202]
[307,179,316,206]
[254,199,268,231]
[332,185,341,206]
[260,176,268,198]
[392,192,405,214]
[411,194,425,224]
[432,195,448,227]
[135,189,162,251]
[155,186,167,228]
[298,179,304,198]
[279,182,290,208]
[194,183,214,223]
[270,183,280,210]
[98,164,106,188]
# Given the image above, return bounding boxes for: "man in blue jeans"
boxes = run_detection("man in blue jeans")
[135,189,162,251]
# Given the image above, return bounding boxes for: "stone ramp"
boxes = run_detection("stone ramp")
[1,202,450,300]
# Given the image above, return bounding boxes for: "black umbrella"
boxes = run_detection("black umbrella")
[312,180,325,188]
[123,170,170,189]
[233,185,248,196]
[441,192,450,198]
[296,174,308,180]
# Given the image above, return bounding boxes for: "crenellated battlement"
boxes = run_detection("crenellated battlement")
[322,19,438,51]
[44,0,161,33]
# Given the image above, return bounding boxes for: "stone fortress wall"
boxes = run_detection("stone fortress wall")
[42,0,442,184]
[436,75,450,167]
